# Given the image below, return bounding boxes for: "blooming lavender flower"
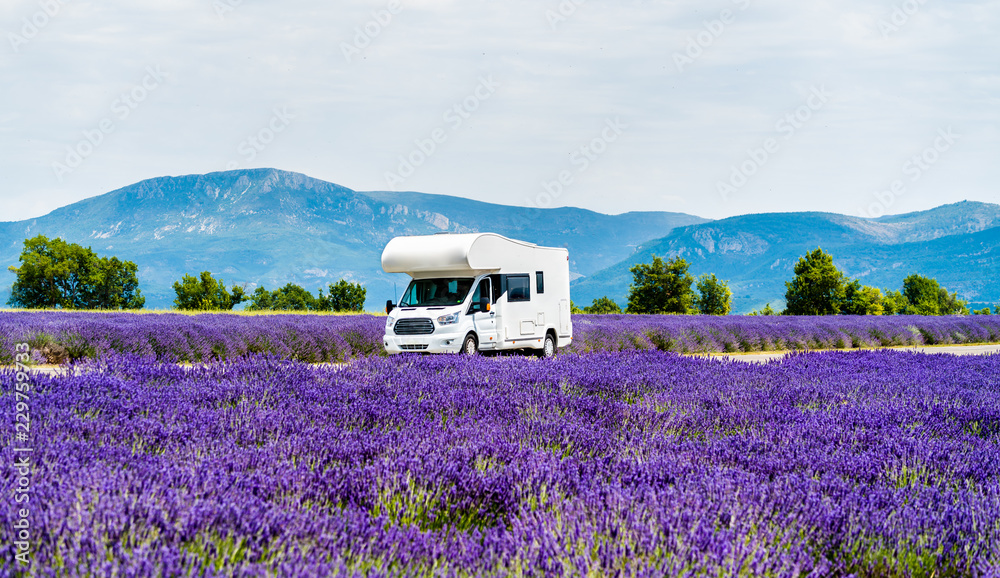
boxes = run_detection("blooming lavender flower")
[1,349,997,576]
[2,311,999,365]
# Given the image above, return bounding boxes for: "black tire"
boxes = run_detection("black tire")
[540,333,556,358]
[461,334,478,355]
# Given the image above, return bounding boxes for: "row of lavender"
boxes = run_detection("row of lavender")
[2,350,997,575]
[2,311,1000,364]
[0,312,386,365]
[568,314,1000,354]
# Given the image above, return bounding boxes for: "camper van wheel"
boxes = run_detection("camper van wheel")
[541,333,556,358]
[462,334,479,355]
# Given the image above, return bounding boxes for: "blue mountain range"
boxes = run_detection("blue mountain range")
[1,169,997,312]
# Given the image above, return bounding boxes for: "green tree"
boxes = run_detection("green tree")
[694,274,732,316]
[749,304,778,316]
[248,286,274,311]
[901,274,941,315]
[247,283,316,311]
[570,301,583,314]
[841,281,885,315]
[8,235,144,309]
[172,271,246,311]
[900,274,969,316]
[626,256,696,314]
[270,283,316,311]
[936,286,969,316]
[318,279,367,312]
[583,296,622,314]
[974,307,993,315]
[882,289,909,315]
[783,248,847,315]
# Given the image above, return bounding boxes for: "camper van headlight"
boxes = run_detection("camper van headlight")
[436,312,460,326]
[385,317,395,328]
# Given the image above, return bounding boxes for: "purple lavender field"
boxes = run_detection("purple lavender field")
[2,350,998,576]
[2,312,1000,365]
[567,314,1000,354]
[0,312,386,365]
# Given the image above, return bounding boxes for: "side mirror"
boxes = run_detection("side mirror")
[385,300,395,314]
[480,298,490,312]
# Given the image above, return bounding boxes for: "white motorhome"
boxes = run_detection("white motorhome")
[381,233,573,356]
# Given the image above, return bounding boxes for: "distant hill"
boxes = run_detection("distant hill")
[0,169,706,309]
[571,201,1000,313]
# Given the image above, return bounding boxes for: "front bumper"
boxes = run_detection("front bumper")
[383,328,464,354]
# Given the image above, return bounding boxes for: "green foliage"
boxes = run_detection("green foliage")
[7,235,144,310]
[570,301,583,314]
[783,248,848,315]
[626,256,696,315]
[172,271,247,311]
[583,296,622,314]
[902,274,942,315]
[901,274,969,316]
[974,307,993,315]
[936,286,969,316]
[841,281,885,316]
[247,279,367,312]
[882,290,909,316]
[248,283,316,311]
[317,279,367,312]
[695,274,732,316]
[749,304,778,316]
[779,251,971,317]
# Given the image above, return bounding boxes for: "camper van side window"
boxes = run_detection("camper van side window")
[467,279,491,314]
[536,271,545,294]
[507,275,530,303]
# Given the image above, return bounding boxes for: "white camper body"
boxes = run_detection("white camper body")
[381,233,573,356]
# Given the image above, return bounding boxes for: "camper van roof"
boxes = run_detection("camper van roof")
[381,233,552,276]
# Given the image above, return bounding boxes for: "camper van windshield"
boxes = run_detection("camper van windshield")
[399,278,474,307]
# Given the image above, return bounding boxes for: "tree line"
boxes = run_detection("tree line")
[6,235,996,316]
[579,247,997,316]
[173,272,366,312]
[6,235,366,312]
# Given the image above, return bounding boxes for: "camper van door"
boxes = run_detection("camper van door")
[467,277,497,349]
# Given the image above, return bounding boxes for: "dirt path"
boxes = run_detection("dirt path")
[701,343,1000,364]
[8,344,1000,375]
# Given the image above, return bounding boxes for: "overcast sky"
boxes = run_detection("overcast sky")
[1,0,997,223]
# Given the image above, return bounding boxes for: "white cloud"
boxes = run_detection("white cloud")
[0,0,997,223]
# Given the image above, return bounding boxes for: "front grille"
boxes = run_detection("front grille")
[400,344,429,351]
[394,318,434,335]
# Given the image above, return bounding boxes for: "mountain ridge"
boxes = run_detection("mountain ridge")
[3,169,997,312]
[571,200,1000,312]
[0,169,707,308]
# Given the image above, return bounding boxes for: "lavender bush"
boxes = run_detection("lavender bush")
[1,312,999,365]
[566,314,1000,354]
[0,312,385,364]
[1,350,998,576]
